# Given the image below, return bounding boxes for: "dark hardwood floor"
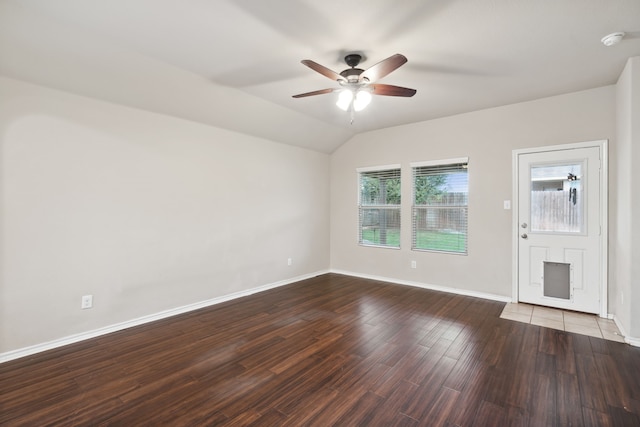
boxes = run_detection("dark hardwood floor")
[2,273,640,426]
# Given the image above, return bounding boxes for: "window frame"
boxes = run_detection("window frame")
[357,164,402,249]
[411,157,469,255]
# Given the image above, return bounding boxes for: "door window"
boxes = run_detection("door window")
[530,162,584,233]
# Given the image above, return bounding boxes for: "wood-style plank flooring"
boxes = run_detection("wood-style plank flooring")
[2,273,640,426]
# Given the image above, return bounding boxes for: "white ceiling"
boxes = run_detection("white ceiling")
[1,0,639,153]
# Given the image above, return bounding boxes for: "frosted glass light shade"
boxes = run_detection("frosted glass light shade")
[354,91,372,111]
[336,90,353,111]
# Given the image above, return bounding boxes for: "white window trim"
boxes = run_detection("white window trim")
[356,164,401,173]
[410,157,469,168]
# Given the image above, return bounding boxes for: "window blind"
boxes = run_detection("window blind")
[358,167,401,248]
[412,160,468,254]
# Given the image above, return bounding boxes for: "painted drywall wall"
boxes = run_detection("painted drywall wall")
[0,76,330,354]
[330,86,615,300]
[614,57,640,340]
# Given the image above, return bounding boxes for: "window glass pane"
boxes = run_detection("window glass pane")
[360,170,401,205]
[413,207,467,252]
[412,162,468,254]
[358,168,401,248]
[530,163,583,233]
[360,208,401,247]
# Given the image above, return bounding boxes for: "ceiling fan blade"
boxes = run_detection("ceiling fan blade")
[370,84,417,97]
[292,88,339,98]
[360,54,408,82]
[301,60,345,82]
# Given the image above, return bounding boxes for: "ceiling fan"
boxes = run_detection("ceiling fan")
[293,53,417,114]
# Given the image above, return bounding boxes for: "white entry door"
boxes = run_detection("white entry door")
[515,142,606,314]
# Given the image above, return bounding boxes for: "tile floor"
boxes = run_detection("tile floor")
[500,303,626,343]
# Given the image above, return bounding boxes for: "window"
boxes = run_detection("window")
[530,163,584,233]
[412,158,468,254]
[358,166,401,248]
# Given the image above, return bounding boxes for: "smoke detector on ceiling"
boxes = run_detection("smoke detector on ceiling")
[601,32,625,47]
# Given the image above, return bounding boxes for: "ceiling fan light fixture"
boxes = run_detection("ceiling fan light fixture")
[336,89,372,112]
[336,89,354,111]
[353,90,372,111]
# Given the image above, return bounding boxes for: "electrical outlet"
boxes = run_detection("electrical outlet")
[81,295,93,309]
[411,260,417,269]
[287,258,292,266]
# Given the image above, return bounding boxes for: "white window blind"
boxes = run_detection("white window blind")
[358,167,401,248]
[412,159,468,254]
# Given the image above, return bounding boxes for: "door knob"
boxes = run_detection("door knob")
[521,233,528,239]
[521,222,527,228]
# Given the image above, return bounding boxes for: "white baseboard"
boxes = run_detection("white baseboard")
[0,270,329,364]
[612,315,640,347]
[330,269,512,303]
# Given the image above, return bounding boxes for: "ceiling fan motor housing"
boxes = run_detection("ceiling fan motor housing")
[341,54,365,82]
[340,68,365,82]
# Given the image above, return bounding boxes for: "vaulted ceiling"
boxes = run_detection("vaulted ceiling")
[1,0,639,153]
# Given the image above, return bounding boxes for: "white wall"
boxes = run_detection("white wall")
[613,57,640,341]
[0,76,330,354]
[330,86,616,300]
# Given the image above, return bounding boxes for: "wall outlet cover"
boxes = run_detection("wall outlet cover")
[81,295,93,309]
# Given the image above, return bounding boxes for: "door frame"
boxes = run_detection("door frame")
[511,140,608,317]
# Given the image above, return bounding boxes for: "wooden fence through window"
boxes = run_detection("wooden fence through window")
[531,190,582,232]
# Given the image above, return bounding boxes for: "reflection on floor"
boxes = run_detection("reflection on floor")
[500,303,625,343]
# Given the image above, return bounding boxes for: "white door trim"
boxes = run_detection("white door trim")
[512,140,608,317]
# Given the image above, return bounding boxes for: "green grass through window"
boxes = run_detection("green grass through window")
[361,228,400,247]
[415,230,466,253]
[361,229,466,253]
